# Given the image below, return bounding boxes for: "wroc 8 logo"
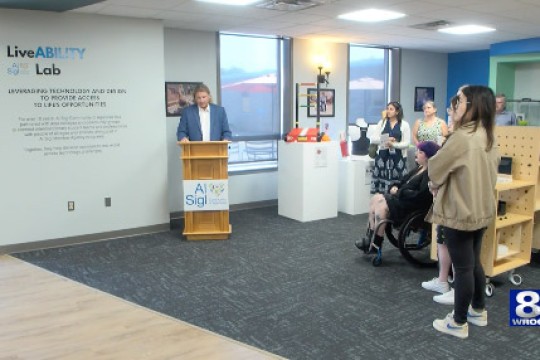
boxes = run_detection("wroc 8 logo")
[509,290,540,326]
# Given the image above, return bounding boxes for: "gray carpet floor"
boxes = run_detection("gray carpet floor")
[13,206,540,360]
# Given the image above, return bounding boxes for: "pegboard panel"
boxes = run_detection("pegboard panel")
[495,126,540,182]
[499,186,535,215]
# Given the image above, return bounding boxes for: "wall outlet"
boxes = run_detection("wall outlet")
[105,197,111,207]
[68,201,75,211]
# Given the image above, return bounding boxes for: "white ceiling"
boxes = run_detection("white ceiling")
[67,0,540,53]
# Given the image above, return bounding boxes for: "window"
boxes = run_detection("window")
[348,45,399,125]
[219,33,291,171]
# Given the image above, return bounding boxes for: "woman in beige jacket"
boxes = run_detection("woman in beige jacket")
[428,85,499,339]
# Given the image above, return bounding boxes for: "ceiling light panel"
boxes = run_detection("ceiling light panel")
[338,9,406,23]
[438,25,496,34]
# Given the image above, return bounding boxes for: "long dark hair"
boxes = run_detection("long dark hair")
[386,101,403,123]
[455,85,495,150]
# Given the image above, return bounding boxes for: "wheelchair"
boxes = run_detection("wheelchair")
[357,209,437,268]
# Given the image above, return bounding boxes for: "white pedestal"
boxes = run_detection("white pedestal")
[338,156,373,215]
[278,141,339,222]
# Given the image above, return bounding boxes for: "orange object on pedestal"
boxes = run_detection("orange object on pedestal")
[285,127,319,142]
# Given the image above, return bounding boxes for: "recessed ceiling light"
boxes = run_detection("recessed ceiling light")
[438,25,496,35]
[196,0,260,5]
[338,9,406,23]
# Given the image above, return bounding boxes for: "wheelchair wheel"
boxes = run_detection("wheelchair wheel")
[397,211,437,268]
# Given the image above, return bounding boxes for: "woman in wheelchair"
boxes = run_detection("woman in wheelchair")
[356,141,440,254]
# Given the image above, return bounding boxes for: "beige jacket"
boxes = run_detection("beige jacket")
[427,123,499,231]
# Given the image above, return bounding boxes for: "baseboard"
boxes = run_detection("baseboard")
[1,223,170,255]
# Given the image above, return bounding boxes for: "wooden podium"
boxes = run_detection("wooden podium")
[180,141,231,240]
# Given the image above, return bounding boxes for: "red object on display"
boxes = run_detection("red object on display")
[340,140,349,157]
[285,128,319,142]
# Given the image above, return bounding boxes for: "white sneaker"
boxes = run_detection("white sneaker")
[468,305,487,326]
[433,289,454,305]
[422,277,450,293]
[433,312,468,339]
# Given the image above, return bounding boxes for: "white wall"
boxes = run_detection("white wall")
[0,10,168,246]
[400,50,448,127]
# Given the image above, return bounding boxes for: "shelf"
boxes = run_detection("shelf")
[496,248,521,261]
[496,179,535,191]
[495,213,532,229]
[490,257,529,277]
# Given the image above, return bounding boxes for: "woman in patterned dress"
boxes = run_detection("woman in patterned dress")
[412,101,448,145]
[370,101,410,194]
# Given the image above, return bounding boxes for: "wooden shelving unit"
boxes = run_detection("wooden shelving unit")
[479,127,540,281]
[481,180,535,277]
[495,126,540,250]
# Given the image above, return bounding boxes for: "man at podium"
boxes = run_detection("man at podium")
[176,83,232,142]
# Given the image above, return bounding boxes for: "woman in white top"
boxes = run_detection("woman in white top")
[370,101,411,194]
[412,101,448,145]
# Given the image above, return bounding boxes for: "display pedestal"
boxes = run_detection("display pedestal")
[278,141,338,222]
[338,156,373,215]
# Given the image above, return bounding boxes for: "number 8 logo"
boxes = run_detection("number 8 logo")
[516,291,540,318]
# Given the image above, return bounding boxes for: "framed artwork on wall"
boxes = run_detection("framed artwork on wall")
[307,88,335,117]
[414,86,434,112]
[165,82,201,117]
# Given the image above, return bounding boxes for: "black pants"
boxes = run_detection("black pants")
[442,226,486,324]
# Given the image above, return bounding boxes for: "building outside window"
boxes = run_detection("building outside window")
[219,33,291,171]
[348,45,395,125]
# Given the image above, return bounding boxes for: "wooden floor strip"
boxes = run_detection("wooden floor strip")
[0,255,283,360]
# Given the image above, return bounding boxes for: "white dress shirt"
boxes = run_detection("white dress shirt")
[199,106,210,141]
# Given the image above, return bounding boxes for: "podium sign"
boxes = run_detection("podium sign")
[183,179,229,211]
[180,141,231,240]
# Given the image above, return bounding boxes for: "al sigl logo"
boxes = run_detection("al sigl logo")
[6,45,86,76]
[185,182,227,208]
[509,290,540,326]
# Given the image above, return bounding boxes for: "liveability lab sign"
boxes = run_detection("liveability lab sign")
[6,45,86,76]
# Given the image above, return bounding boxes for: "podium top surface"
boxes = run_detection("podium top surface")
[179,141,230,159]
[178,140,230,145]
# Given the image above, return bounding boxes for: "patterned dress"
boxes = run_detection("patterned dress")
[416,118,445,142]
[371,120,408,194]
